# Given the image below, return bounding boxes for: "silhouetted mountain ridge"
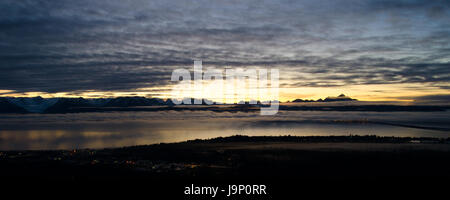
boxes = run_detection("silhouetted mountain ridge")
[104,97,165,107]
[0,95,448,113]
[292,94,357,102]
[0,96,172,113]
[0,98,28,113]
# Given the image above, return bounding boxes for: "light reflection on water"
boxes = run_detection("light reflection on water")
[0,111,449,150]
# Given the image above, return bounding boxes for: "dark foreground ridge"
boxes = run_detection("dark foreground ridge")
[2,135,450,198]
[2,135,450,180]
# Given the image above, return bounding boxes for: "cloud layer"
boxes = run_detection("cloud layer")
[0,0,449,95]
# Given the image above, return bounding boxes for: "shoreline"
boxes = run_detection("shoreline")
[2,135,450,180]
[2,135,450,152]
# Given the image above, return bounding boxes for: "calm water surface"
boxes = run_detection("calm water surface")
[0,110,449,150]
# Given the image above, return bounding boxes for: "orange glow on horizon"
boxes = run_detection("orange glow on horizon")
[0,82,448,103]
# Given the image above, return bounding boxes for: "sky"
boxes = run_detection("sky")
[0,0,449,102]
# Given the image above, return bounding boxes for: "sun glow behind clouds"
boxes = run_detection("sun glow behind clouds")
[1,81,449,104]
[170,79,279,104]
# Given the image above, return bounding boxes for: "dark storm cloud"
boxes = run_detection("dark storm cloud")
[0,0,449,93]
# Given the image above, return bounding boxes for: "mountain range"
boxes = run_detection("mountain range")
[3,95,445,114]
[0,96,173,113]
[292,94,357,102]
